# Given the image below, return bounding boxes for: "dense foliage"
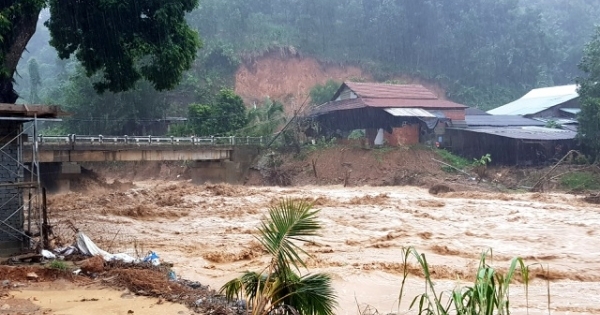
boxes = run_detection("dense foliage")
[309,80,340,105]
[576,27,600,158]
[185,89,248,136]
[10,0,600,136]
[188,0,600,108]
[50,67,169,135]
[1,0,200,102]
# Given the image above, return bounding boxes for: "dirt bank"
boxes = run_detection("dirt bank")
[235,53,369,114]
[234,53,447,113]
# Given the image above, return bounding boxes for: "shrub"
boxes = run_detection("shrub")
[437,149,471,172]
[48,260,69,271]
[560,172,600,190]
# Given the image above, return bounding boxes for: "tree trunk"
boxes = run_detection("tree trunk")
[0,7,40,103]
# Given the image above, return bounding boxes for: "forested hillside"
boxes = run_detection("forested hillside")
[13,0,600,135]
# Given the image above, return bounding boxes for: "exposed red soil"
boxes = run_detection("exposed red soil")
[234,53,448,114]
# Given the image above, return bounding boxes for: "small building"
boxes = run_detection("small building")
[446,127,577,166]
[309,82,467,146]
[487,85,580,119]
[446,112,576,165]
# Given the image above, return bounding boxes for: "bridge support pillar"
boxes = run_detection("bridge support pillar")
[189,160,232,184]
[189,146,260,184]
[55,179,71,193]
[36,162,81,193]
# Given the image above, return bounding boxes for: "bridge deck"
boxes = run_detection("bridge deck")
[23,135,264,162]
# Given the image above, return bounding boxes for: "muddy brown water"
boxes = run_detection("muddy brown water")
[47,181,600,315]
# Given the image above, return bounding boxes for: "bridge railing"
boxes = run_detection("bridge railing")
[34,135,268,147]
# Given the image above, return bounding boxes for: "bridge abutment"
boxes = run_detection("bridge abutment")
[35,162,81,193]
[190,146,261,184]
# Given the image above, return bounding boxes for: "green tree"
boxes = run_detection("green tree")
[309,80,340,106]
[0,0,201,103]
[576,26,600,158]
[220,199,336,315]
[187,89,248,136]
[57,67,169,135]
[245,97,286,136]
[188,103,214,136]
[27,58,41,103]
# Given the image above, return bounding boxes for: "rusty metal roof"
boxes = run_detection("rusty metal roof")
[362,97,466,109]
[310,98,366,116]
[342,82,438,99]
[310,97,466,116]
[311,81,467,117]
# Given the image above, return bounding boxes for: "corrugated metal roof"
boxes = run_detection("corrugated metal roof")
[310,98,366,116]
[465,107,490,115]
[343,82,438,99]
[465,115,545,127]
[560,108,580,115]
[532,117,579,125]
[487,85,579,116]
[310,96,466,116]
[457,126,577,141]
[384,108,436,118]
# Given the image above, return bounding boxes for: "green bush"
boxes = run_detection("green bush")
[560,172,600,190]
[437,149,471,171]
[48,260,69,271]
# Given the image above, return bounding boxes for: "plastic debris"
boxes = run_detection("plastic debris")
[41,249,56,259]
[143,251,160,266]
[76,232,136,263]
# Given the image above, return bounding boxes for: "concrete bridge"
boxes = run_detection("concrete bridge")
[22,135,265,190]
[23,135,266,162]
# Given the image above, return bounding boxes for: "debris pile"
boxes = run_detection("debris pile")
[3,229,243,315]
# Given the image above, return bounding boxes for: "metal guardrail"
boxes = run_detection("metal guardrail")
[32,135,268,147]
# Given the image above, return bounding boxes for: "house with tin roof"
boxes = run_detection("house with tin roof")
[442,87,580,165]
[309,81,467,146]
[487,84,580,119]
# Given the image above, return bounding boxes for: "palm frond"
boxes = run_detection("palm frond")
[220,271,267,302]
[258,198,321,272]
[283,273,337,315]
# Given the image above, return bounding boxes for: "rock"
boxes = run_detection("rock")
[0,304,9,310]
[26,272,38,280]
[1,280,10,287]
[127,311,134,314]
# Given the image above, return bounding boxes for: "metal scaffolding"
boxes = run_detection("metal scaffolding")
[0,116,45,251]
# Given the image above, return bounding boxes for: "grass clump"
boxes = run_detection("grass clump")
[560,172,600,190]
[48,260,69,271]
[399,247,533,315]
[437,149,471,172]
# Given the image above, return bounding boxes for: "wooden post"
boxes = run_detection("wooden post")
[42,187,49,249]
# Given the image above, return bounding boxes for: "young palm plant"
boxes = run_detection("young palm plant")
[220,199,337,315]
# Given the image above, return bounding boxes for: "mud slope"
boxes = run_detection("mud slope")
[235,53,369,113]
[234,53,448,114]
